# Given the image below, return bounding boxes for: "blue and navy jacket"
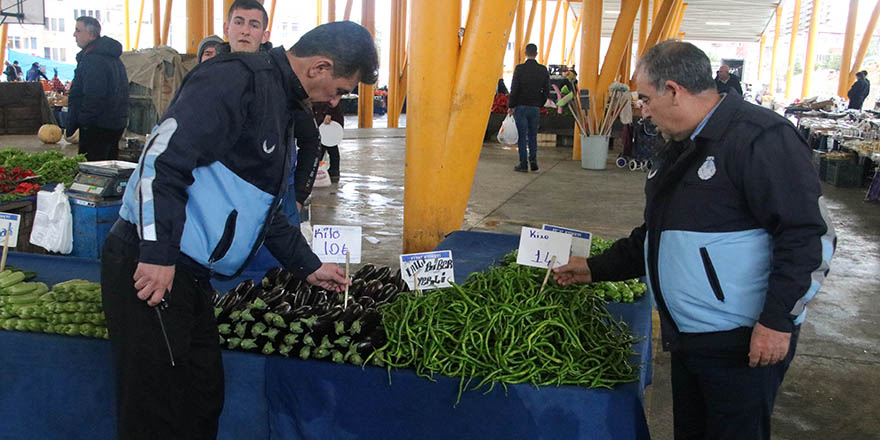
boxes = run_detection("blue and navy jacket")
[117,47,321,280]
[589,95,836,354]
[67,36,129,135]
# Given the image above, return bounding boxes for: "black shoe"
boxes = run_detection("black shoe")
[530,161,538,171]
[330,174,340,183]
[514,164,528,173]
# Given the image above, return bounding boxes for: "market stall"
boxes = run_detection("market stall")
[0,230,652,440]
[794,110,880,192]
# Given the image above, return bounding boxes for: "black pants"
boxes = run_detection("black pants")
[101,232,224,440]
[671,326,800,440]
[323,145,340,177]
[79,126,123,161]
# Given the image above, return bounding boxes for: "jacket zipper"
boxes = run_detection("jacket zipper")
[699,247,725,302]
[209,210,238,265]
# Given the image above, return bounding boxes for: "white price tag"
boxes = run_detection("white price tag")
[399,250,455,291]
[543,224,592,258]
[311,225,362,263]
[516,227,571,269]
[0,213,21,248]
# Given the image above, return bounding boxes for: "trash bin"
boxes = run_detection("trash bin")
[581,134,609,170]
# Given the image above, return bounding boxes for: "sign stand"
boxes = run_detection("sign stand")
[344,251,350,308]
[538,255,557,295]
[0,232,9,272]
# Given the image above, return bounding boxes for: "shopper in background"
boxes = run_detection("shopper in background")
[67,16,129,161]
[714,64,742,96]
[3,61,17,82]
[197,35,226,63]
[12,60,22,80]
[847,70,870,110]
[555,40,835,440]
[25,62,48,82]
[313,101,345,183]
[508,43,550,173]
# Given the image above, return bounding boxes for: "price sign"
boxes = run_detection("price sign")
[399,250,455,291]
[311,225,362,263]
[516,226,571,269]
[0,213,21,248]
[543,224,592,258]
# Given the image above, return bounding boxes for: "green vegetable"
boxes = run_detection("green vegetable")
[0,272,26,289]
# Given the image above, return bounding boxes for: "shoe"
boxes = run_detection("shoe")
[330,174,340,183]
[514,164,528,173]
[530,161,538,171]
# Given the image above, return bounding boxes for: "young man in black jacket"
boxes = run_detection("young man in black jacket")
[847,70,870,110]
[101,21,378,439]
[555,41,835,439]
[508,43,550,172]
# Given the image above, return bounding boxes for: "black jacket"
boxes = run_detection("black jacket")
[587,95,835,358]
[509,59,550,108]
[848,77,870,109]
[715,74,743,96]
[292,107,322,205]
[67,36,130,135]
[26,66,48,82]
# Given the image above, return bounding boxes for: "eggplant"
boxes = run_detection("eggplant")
[353,264,376,280]
[284,277,303,293]
[263,267,282,286]
[261,342,276,355]
[331,349,345,364]
[351,309,382,337]
[227,337,242,350]
[278,343,295,357]
[299,346,311,360]
[356,296,375,310]
[241,286,265,305]
[271,301,292,315]
[372,266,391,284]
[349,279,366,298]
[234,279,255,295]
[335,304,364,333]
[362,280,383,299]
[275,270,294,289]
[263,288,289,308]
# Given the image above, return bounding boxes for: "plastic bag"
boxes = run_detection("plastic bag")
[497,114,519,145]
[29,184,73,254]
[313,152,332,188]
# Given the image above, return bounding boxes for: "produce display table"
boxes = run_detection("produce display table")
[0,231,652,440]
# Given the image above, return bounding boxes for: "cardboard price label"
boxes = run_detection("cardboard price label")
[516,227,572,269]
[0,213,21,248]
[543,224,592,258]
[399,250,454,291]
[311,225,362,263]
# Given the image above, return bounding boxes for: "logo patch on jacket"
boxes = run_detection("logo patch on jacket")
[698,156,716,180]
[262,140,276,154]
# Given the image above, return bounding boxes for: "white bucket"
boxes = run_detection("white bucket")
[581,135,609,170]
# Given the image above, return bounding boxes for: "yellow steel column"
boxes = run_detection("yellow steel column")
[125,0,131,51]
[838,0,859,96]
[135,0,145,49]
[403,0,461,252]
[162,0,173,45]
[317,0,323,26]
[850,0,880,83]
[562,0,568,64]
[663,0,683,40]
[638,0,648,55]
[224,0,234,17]
[543,0,562,65]
[758,33,766,82]
[595,0,640,112]
[205,0,214,36]
[565,4,585,66]
[393,0,408,119]
[672,2,686,36]
[524,1,538,48]
[625,29,633,82]
[329,0,336,21]
[785,0,801,99]
[153,0,161,46]
[344,0,354,20]
[186,0,204,54]
[268,0,277,34]
[516,0,525,66]
[0,24,7,67]
[573,0,601,160]
[653,0,661,20]
[388,0,403,128]
[539,0,546,61]
[769,6,781,95]
[358,0,376,128]
[642,0,675,54]
[441,0,520,247]
[802,0,819,97]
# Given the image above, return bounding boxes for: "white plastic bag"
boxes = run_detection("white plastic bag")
[29,184,73,254]
[497,114,519,145]
[313,152,332,188]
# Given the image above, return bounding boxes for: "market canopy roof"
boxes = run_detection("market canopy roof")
[571,0,779,42]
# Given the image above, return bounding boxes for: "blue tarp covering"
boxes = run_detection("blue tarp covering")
[3,49,77,82]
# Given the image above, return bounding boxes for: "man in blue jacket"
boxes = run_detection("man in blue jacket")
[554,41,835,439]
[67,16,129,160]
[100,21,378,439]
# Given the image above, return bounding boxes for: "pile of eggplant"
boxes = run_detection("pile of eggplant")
[212,264,408,365]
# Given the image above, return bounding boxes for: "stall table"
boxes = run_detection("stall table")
[0,231,652,440]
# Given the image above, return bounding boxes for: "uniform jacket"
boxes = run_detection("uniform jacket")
[67,36,129,134]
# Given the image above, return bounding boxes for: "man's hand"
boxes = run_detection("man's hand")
[296,201,303,211]
[323,115,332,125]
[507,108,515,116]
[552,257,592,286]
[306,263,349,292]
[748,323,791,367]
[133,263,176,307]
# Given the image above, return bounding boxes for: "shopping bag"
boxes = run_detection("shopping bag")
[29,184,73,254]
[313,152,332,188]
[497,114,519,145]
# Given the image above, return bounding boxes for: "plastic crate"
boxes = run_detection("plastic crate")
[825,159,861,187]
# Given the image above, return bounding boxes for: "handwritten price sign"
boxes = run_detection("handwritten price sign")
[311,225,362,263]
[516,227,571,269]
[399,250,455,291]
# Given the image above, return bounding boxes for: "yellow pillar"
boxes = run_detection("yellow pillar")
[153,0,161,46]
[524,1,538,49]
[769,6,782,95]
[268,0,277,34]
[125,0,131,51]
[625,30,633,82]
[539,0,546,61]
[205,0,214,36]
[162,0,173,45]
[758,33,766,82]
[596,0,640,110]
[317,0,323,26]
[643,0,675,54]
[224,0,234,17]
[638,0,649,55]
[838,0,859,96]
[802,1,819,97]
[543,0,562,65]
[850,0,880,83]
[672,3,686,36]
[0,24,7,68]
[358,0,376,128]
[403,0,461,252]
[653,0,661,20]
[785,0,801,99]
[562,0,568,64]
[515,0,525,66]
[565,3,585,67]
[344,0,354,20]
[573,0,601,160]
[388,0,404,128]
[662,0,683,40]
[186,0,205,54]
[329,0,336,21]
[135,0,145,50]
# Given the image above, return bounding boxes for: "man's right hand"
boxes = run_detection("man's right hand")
[133,263,176,307]
[323,115,332,125]
[553,257,592,286]
[306,263,349,292]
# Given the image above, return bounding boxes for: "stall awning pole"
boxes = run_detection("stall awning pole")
[357,0,376,128]
[769,5,782,95]
[153,0,161,46]
[838,0,859,97]
[161,0,173,45]
[125,0,132,51]
[135,0,146,50]
[785,0,801,99]
[388,0,405,128]
[561,0,568,64]
[758,33,766,82]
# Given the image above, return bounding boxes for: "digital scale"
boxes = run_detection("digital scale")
[67,160,138,202]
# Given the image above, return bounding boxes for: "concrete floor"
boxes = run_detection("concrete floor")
[2,128,878,438]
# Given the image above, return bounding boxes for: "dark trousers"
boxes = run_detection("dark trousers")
[671,326,800,440]
[79,126,123,161]
[514,105,540,165]
[323,145,340,177]
[101,232,224,440]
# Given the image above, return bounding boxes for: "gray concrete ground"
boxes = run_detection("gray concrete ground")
[1,128,878,438]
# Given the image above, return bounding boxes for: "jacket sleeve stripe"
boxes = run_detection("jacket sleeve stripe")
[792,197,837,322]
[137,118,177,241]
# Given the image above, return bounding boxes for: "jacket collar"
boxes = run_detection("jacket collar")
[693,92,742,141]
[268,46,309,109]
